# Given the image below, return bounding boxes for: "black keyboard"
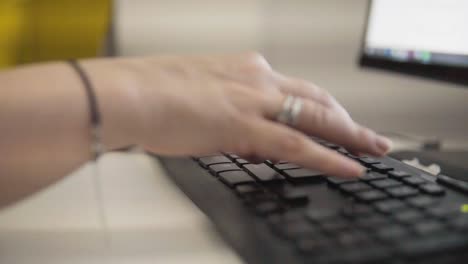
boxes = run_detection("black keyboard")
[159,139,468,264]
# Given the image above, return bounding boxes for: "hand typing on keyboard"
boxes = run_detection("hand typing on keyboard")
[128,53,391,177]
[0,52,392,207]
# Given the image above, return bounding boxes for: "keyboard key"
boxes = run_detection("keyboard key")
[306,208,338,222]
[268,213,304,237]
[253,201,282,216]
[388,170,411,179]
[354,215,391,229]
[328,245,391,264]
[282,168,324,183]
[326,176,359,186]
[449,215,468,231]
[320,217,350,232]
[341,204,374,217]
[426,205,460,219]
[339,182,372,193]
[280,220,321,239]
[371,163,394,172]
[359,172,388,182]
[402,176,427,186]
[198,156,232,168]
[374,199,407,214]
[296,237,334,254]
[386,186,419,198]
[418,183,445,196]
[406,195,439,208]
[412,220,445,235]
[274,163,301,170]
[394,209,425,224]
[235,183,262,195]
[243,192,277,205]
[376,224,409,241]
[354,189,388,202]
[225,153,239,159]
[265,160,290,166]
[370,178,402,189]
[194,153,223,159]
[234,159,250,165]
[218,171,255,187]
[209,163,241,174]
[358,157,381,165]
[397,233,468,257]
[244,164,286,182]
[277,188,309,205]
[267,211,305,226]
[336,230,371,246]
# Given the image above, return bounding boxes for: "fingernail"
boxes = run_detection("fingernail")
[376,136,392,154]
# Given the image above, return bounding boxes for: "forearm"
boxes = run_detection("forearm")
[0,60,140,208]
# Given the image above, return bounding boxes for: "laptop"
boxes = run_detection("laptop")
[158,1,468,263]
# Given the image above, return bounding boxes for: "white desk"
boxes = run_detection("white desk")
[0,152,242,264]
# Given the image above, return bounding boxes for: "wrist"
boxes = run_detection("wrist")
[79,58,147,151]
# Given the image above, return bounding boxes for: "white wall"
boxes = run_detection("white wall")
[116,0,468,141]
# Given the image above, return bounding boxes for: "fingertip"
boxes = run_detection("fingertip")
[339,159,366,178]
[376,136,393,154]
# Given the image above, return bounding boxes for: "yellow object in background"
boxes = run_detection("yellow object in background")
[0,0,111,69]
[0,1,24,67]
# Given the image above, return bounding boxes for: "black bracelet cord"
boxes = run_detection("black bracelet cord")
[68,60,103,160]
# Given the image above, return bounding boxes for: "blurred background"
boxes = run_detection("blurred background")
[116,0,468,143]
[0,2,467,263]
[1,0,467,142]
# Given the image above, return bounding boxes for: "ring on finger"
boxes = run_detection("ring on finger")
[276,95,303,126]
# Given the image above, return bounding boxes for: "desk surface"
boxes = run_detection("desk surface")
[0,152,242,264]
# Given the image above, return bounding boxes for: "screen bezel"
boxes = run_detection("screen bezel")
[359,0,468,86]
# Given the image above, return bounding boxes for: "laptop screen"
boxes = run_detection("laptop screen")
[363,0,468,68]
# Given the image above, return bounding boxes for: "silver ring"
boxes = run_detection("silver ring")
[276,95,303,126]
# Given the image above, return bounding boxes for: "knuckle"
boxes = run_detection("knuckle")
[311,104,332,130]
[241,52,272,74]
[244,51,267,64]
[303,82,335,108]
[296,79,312,90]
[320,91,335,108]
[298,80,335,109]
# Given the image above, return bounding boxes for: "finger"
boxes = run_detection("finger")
[239,118,365,178]
[274,73,350,118]
[256,86,392,157]
[294,99,392,156]
[275,73,331,106]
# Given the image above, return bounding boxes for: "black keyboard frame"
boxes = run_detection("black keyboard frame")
[158,152,468,264]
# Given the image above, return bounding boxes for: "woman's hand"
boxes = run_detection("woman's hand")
[84,53,392,178]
